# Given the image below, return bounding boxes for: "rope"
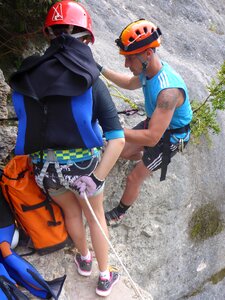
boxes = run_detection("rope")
[100,74,139,110]
[83,192,152,300]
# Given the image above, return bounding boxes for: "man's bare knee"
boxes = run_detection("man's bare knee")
[120,142,143,160]
[126,171,142,186]
[126,162,151,186]
[120,149,142,160]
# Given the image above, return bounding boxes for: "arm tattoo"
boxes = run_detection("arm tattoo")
[157,89,180,110]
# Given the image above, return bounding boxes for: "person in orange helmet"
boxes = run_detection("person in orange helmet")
[97,19,193,226]
[9,0,125,297]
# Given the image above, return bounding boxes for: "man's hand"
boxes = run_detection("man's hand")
[96,62,103,72]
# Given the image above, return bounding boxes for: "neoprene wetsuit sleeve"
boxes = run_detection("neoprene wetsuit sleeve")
[92,78,124,140]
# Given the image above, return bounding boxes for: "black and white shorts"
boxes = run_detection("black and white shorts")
[133,119,183,172]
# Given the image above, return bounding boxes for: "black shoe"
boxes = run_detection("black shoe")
[96,267,120,297]
[105,207,125,227]
[74,253,92,276]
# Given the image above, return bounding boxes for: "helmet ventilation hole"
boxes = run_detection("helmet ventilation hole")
[135,30,141,35]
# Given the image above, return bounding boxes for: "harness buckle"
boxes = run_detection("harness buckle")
[38,149,69,190]
[46,149,57,162]
[178,139,184,152]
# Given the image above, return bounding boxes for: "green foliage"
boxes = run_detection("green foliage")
[189,203,223,242]
[101,74,139,110]
[0,0,79,71]
[190,100,220,144]
[190,61,225,144]
[210,268,225,284]
[182,267,225,298]
[0,1,49,50]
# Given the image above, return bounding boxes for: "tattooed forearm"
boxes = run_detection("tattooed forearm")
[157,89,180,110]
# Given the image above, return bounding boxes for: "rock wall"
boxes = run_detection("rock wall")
[84,0,225,299]
[0,70,17,164]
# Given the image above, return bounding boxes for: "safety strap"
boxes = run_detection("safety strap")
[160,124,190,181]
[37,150,69,191]
[0,275,29,300]
[2,169,61,227]
[21,196,61,227]
[2,169,28,181]
[39,102,48,165]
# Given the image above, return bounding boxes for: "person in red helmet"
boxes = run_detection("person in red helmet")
[97,19,193,226]
[9,0,125,297]
[44,0,95,44]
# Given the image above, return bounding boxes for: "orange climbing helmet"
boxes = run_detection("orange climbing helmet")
[115,19,162,55]
[44,0,95,43]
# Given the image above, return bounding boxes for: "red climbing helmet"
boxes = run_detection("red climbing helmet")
[44,0,95,43]
[115,19,162,55]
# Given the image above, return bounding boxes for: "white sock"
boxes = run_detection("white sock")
[99,269,110,280]
[81,250,91,261]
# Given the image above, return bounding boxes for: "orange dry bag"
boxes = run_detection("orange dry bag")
[0,155,70,255]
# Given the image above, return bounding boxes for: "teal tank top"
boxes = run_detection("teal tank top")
[139,61,193,143]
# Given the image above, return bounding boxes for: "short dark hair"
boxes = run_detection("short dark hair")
[47,24,87,37]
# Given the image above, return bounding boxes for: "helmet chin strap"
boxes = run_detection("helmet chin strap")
[47,26,90,41]
[47,27,56,39]
[136,54,148,86]
[71,30,90,39]
[137,55,148,70]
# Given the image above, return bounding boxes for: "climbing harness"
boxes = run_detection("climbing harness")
[160,124,190,181]
[83,192,152,300]
[36,149,69,190]
[34,149,99,191]
[30,148,99,164]
[171,135,186,153]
